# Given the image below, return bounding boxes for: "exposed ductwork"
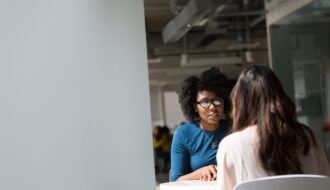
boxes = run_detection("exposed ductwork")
[145,0,268,89]
[162,0,214,43]
[162,0,242,44]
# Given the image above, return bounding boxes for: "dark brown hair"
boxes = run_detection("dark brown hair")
[231,65,316,175]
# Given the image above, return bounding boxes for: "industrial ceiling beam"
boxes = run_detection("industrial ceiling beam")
[162,0,214,43]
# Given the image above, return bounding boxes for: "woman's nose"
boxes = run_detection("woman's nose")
[209,102,216,110]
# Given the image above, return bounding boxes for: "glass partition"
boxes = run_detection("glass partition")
[268,0,330,160]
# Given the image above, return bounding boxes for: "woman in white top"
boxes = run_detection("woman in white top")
[216,65,330,190]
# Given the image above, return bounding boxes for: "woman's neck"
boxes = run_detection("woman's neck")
[200,121,219,132]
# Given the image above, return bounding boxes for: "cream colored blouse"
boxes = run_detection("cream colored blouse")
[216,125,330,190]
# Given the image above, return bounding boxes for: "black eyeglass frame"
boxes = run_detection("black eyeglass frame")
[195,98,224,109]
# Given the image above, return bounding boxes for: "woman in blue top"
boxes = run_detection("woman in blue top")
[170,67,232,181]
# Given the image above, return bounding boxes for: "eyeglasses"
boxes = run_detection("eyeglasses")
[196,98,224,108]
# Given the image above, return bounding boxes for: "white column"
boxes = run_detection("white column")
[0,1,155,190]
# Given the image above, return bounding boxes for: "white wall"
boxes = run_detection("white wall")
[150,88,186,131]
[0,1,155,190]
[150,86,166,126]
[164,91,186,130]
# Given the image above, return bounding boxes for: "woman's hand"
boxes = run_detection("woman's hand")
[176,164,218,181]
[197,165,217,181]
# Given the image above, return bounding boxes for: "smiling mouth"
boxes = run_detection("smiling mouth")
[208,113,219,118]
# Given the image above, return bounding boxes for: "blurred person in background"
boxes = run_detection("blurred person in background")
[153,125,171,174]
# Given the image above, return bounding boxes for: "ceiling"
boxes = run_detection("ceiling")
[275,0,330,25]
[144,0,269,90]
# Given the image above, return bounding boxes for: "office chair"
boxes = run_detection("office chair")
[234,174,330,190]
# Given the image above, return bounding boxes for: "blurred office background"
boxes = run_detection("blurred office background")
[144,0,330,185]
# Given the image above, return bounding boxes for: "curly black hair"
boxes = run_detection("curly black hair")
[176,67,232,122]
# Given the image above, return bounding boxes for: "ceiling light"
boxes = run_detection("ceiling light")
[227,42,260,50]
[148,57,162,64]
[245,50,254,63]
[180,54,242,67]
[193,18,209,27]
[180,54,189,65]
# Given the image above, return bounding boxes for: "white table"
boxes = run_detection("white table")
[160,180,217,190]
